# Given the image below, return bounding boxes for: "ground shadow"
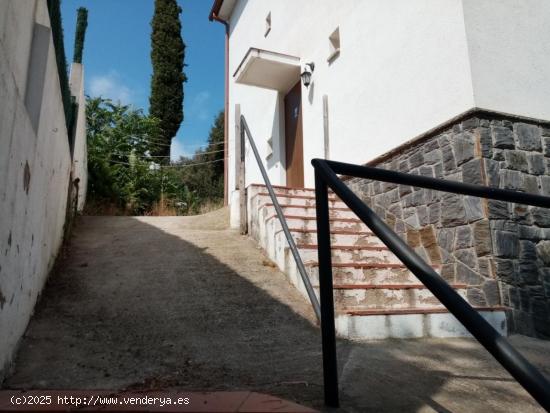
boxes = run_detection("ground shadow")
[2,215,549,412]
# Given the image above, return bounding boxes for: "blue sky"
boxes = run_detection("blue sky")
[61,0,225,160]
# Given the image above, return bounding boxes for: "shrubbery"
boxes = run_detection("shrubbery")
[86,97,223,215]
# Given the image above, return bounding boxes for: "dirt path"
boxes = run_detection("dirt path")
[4,209,550,412]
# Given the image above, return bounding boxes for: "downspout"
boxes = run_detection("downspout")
[211,13,230,206]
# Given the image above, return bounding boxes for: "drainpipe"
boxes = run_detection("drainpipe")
[210,13,230,206]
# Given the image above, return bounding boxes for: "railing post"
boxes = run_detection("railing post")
[314,169,339,408]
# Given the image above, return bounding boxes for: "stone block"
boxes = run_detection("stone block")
[479,128,492,158]
[442,145,456,172]
[493,230,519,258]
[473,220,492,256]
[437,228,455,252]
[428,203,440,224]
[515,123,542,151]
[464,196,484,222]
[519,225,540,240]
[488,200,510,219]
[519,240,537,261]
[419,225,441,263]
[536,240,550,266]
[455,225,473,249]
[533,207,550,227]
[462,159,483,185]
[453,133,475,166]
[503,150,528,172]
[484,158,500,188]
[407,229,421,248]
[493,149,505,161]
[419,166,433,177]
[523,175,539,195]
[462,117,479,130]
[467,287,487,306]
[478,257,492,278]
[518,260,540,285]
[456,262,483,285]
[441,193,467,227]
[542,137,550,157]
[417,205,428,226]
[492,126,514,149]
[541,176,550,196]
[499,169,522,191]
[408,151,424,169]
[398,184,412,198]
[527,153,545,175]
[440,263,455,282]
[455,248,478,269]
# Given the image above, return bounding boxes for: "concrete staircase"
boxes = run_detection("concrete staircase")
[248,184,507,340]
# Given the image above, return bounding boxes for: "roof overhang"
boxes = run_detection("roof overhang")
[233,48,301,93]
[209,0,237,21]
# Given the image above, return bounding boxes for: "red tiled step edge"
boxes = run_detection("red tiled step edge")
[0,390,317,412]
[333,283,467,290]
[345,306,509,316]
[249,183,319,192]
[276,228,374,236]
[252,192,339,202]
[307,262,441,270]
[266,214,362,223]
[297,244,389,251]
[262,203,351,211]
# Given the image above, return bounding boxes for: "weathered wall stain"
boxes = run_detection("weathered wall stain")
[23,161,31,195]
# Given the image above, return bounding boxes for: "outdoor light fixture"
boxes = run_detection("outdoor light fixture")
[301,62,315,87]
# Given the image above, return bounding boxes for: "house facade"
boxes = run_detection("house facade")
[210,0,550,338]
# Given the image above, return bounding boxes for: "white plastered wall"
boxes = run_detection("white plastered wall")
[0,0,87,378]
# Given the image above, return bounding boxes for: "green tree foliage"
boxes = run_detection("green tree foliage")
[73,7,88,64]
[87,98,224,216]
[149,0,186,162]
[46,0,73,133]
[175,111,224,206]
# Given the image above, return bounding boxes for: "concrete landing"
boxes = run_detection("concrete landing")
[2,210,550,412]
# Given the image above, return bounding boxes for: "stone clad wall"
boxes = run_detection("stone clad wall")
[346,112,550,338]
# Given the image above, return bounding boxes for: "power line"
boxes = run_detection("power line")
[108,158,227,168]
[110,148,225,158]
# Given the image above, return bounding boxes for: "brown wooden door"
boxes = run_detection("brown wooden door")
[284,81,304,188]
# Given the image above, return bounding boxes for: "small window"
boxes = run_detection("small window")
[265,12,271,37]
[328,27,340,62]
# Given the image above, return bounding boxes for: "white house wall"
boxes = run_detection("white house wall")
[462,0,550,120]
[226,0,475,201]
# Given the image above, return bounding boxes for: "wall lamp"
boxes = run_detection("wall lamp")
[301,62,315,88]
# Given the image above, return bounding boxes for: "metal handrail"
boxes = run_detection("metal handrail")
[312,158,550,409]
[240,115,321,321]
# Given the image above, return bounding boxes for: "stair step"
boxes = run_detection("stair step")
[254,192,338,201]
[276,228,382,249]
[344,306,507,316]
[306,263,427,285]
[332,284,467,310]
[267,214,368,232]
[298,244,389,251]
[332,283,467,290]
[260,203,357,219]
[335,308,508,339]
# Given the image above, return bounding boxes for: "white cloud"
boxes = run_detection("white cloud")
[170,139,192,162]
[89,71,133,104]
[188,91,211,121]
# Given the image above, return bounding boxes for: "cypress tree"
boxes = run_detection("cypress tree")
[149,0,186,162]
[73,7,88,64]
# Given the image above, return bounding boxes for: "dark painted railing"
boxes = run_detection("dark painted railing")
[312,158,550,409]
[240,116,321,321]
